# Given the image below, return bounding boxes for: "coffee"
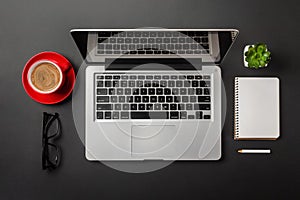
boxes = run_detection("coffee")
[31,62,61,92]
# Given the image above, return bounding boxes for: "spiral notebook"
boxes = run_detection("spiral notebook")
[234,77,280,140]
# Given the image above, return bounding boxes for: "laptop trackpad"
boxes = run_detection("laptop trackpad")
[131,125,176,157]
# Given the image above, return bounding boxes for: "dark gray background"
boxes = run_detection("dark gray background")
[0,0,299,199]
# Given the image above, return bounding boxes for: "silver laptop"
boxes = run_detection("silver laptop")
[71,28,238,161]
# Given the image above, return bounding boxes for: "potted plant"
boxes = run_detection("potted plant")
[244,43,271,69]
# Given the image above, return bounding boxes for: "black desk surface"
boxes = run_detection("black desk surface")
[1,0,299,199]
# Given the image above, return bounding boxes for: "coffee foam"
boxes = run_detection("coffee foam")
[31,63,60,92]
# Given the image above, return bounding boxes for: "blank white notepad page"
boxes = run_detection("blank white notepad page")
[234,77,280,140]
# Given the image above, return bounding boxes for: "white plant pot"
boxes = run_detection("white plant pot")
[244,45,268,68]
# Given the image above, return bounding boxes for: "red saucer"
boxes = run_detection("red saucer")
[22,52,75,104]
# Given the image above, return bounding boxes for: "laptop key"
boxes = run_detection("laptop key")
[97,81,104,87]
[108,88,115,95]
[144,81,151,87]
[180,111,187,119]
[106,44,113,50]
[174,96,181,102]
[188,115,195,119]
[194,104,211,110]
[124,88,131,95]
[141,88,147,95]
[192,81,198,87]
[156,88,163,95]
[154,104,161,110]
[186,104,193,110]
[200,81,210,87]
[114,104,121,110]
[149,88,155,95]
[139,104,146,110]
[135,96,141,103]
[117,88,123,95]
[160,81,167,87]
[172,88,179,95]
[182,96,189,102]
[113,44,120,50]
[129,81,135,87]
[162,104,169,110]
[184,81,190,87]
[97,96,109,103]
[152,81,159,87]
[204,115,211,119]
[204,88,210,95]
[180,88,187,95]
[146,75,153,79]
[121,112,129,119]
[190,96,197,102]
[150,96,157,102]
[176,81,183,87]
[170,104,177,110]
[196,88,202,95]
[97,112,103,119]
[188,88,194,95]
[178,104,185,110]
[130,104,137,110]
[105,81,112,87]
[113,81,119,87]
[123,104,129,110]
[105,112,111,119]
[170,112,179,119]
[142,96,149,102]
[158,96,165,102]
[164,88,171,95]
[133,89,139,95]
[146,104,153,110]
[121,81,128,87]
[111,96,118,103]
[198,96,211,102]
[109,38,116,43]
[168,81,175,87]
[127,96,133,103]
[97,89,107,95]
[136,80,143,87]
[166,96,173,102]
[196,111,203,119]
[131,111,169,119]
[113,112,119,119]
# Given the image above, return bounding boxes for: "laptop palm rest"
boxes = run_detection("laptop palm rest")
[131,125,176,159]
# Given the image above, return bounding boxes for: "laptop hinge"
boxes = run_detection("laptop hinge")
[104,58,202,70]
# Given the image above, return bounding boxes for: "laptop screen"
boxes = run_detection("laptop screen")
[71,29,238,66]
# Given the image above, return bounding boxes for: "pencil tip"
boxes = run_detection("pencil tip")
[237,150,242,153]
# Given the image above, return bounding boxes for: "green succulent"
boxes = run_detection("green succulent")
[245,43,271,69]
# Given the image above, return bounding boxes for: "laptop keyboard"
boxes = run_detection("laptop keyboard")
[95,74,212,120]
[97,31,210,55]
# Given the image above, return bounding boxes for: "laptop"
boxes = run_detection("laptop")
[71,28,239,161]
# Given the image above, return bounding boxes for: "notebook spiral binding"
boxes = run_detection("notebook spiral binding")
[234,77,239,139]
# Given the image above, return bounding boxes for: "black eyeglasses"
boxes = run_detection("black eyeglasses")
[42,112,62,170]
